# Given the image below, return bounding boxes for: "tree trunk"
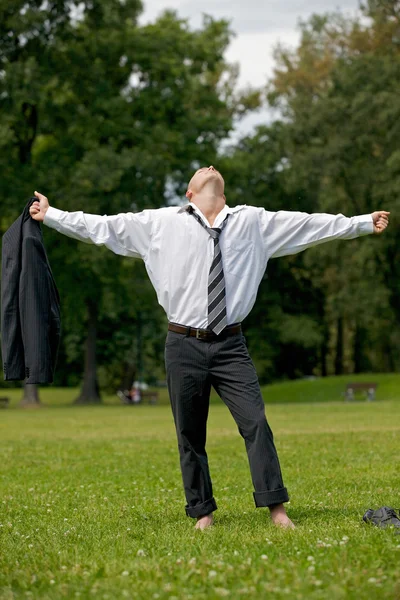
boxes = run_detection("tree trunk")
[334,317,344,375]
[136,310,143,384]
[320,337,328,377]
[74,300,101,404]
[120,361,137,392]
[20,383,40,407]
[353,324,363,373]
[319,299,328,377]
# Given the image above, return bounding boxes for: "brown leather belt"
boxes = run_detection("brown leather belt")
[168,322,242,341]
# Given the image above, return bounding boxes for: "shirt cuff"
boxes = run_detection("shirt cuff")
[354,214,374,235]
[43,206,65,231]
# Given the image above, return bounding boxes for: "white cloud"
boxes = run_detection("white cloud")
[225,29,301,88]
[205,0,358,33]
[140,0,360,84]
[139,0,361,133]
[140,0,360,34]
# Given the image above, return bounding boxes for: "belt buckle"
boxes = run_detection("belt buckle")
[196,328,209,340]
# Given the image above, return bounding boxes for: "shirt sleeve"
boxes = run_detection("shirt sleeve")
[257,209,374,259]
[43,206,156,259]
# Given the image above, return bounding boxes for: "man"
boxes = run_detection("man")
[30,166,389,530]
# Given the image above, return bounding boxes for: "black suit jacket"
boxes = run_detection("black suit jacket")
[1,198,61,383]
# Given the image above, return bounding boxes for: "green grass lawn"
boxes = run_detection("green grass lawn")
[3,372,400,407]
[0,392,399,598]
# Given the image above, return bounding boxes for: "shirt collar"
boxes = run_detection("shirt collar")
[177,202,246,215]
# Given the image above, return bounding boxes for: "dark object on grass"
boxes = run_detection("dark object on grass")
[363,507,400,532]
[0,397,9,408]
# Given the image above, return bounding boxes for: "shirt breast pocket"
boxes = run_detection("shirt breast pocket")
[223,239,254,278]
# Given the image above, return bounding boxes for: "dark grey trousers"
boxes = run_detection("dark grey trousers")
[165,329,289,518]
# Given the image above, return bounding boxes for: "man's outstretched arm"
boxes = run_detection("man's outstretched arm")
[256,208,390,259]
[30,191,155,260]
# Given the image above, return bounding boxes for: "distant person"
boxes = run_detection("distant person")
[30,166,389,529]
[131,382,141,404]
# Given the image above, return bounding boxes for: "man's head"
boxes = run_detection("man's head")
[186,166,225,201]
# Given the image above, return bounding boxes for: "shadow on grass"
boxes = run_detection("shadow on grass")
[288,505,363,524]
[214,506,365,529]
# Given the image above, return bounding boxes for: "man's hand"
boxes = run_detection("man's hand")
[29,191,49,222]
[371,211,390,234]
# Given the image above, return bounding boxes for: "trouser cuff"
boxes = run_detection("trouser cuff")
[185,497,218,518]
[253,487,289,507]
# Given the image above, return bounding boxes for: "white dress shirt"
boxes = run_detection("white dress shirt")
[44,204,373,328]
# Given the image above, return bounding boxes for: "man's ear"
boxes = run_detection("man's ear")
[223,193,226,202]
[186,189,193,200]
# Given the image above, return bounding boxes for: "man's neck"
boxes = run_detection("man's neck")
[191,191,226,227]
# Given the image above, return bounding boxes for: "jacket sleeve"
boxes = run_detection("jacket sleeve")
[19,235,55,383]
[256,209,374,259]
[43,206,156,259]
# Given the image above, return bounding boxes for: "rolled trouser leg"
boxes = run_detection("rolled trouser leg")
[210,333,289,507]
[243,414,289,507]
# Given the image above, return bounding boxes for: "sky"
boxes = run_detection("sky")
[139,0,361,137]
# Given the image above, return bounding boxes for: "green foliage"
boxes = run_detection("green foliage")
[222,4,400,381]
[1,0,398,388]
[0,1,253,393]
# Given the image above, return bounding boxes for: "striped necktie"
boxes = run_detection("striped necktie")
[187,205,230,335]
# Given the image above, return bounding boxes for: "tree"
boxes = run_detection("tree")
[220,3,400,379]
[1,1,258,398]
[266,2,400,374]
[21,383,40,407]
[220,123,325,381]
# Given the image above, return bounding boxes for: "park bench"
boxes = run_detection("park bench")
[141,391,158,405]
[0,397,9,408]
[344,382,377,402]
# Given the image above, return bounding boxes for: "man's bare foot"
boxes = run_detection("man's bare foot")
[269,503,295,529]
[195,513,214,530]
